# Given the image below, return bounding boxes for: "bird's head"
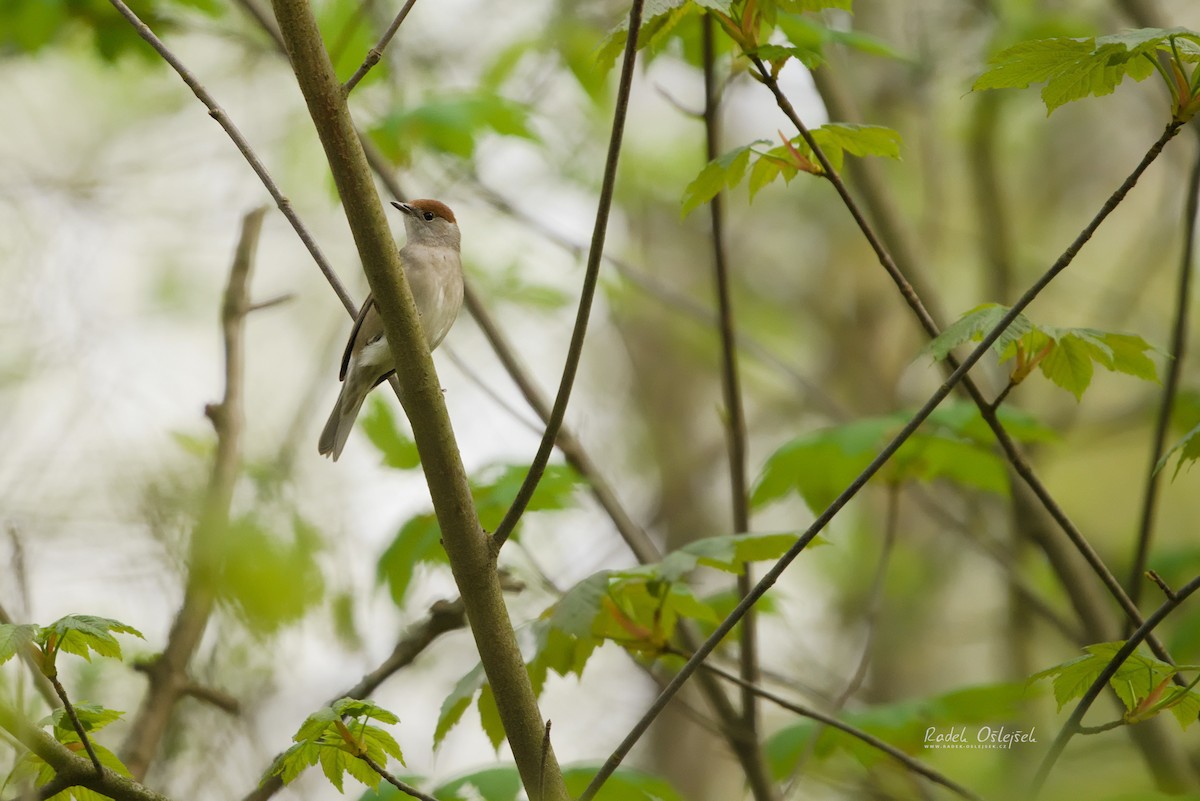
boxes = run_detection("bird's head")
[391,199,460,250]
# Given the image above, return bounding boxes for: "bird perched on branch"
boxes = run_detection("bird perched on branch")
[319,199,464,461]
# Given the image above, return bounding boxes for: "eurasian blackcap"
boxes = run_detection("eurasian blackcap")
[318,199,464,461]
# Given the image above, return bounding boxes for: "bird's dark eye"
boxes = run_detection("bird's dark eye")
[423,211,434,221]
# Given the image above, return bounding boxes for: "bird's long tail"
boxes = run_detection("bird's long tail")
[318,382,368,461]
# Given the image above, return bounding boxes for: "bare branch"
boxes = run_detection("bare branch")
[488,0,647,553]
[342,0,420,94]
[106,0,356,316]
[120,208,266,779]
[1127,150,1200,606]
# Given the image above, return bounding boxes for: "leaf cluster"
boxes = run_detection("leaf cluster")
[5,704,133,801]
[1031,642,1200,729]
[751,401,1054,512]
[0,615,144,679]
[266,697,404,793]
[681,124,902,215]
[433,532,798,749]
[925,303,1160,401]
[974,28,1200,119]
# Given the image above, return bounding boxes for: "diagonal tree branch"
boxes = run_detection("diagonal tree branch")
[0,701,174,801]
[694,658,984,801]
[1032,573,1200,796]
[581,109,1184,801]
[266,1,567,797]
[750,56,1186,669]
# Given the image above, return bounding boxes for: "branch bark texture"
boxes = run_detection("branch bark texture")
[266,2,566,797]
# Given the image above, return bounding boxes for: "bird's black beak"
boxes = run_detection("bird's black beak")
[391,201,414,216]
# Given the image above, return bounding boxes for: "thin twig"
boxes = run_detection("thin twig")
[488,0,646,553]
[752,56,1185,667]
[701,15,767,785]
[47,677,102,775]
[695,658,984,801]
[1031,573,1200,796]
[342,0,419,93]
[581,112,1184,801]
[1127,147,1200,607]
[241,599,465,801]
[106,0,356,317]
[0,701,173,801]
[358,753,440,801]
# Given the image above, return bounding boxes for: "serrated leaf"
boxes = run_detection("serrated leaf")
[361,397,420,470]
[434,662,487,748]
[1038,334,1095,400]
[294,706,340,743]
[43,704,123,738]
[1030,641,1176,712]
[924,303,1032,362]
[974,29,1197,113]
[41,615,143,662]
[376,513,446,606]
[1157,421,1200,479]
[681,143,759,216]
[1164,686,1200,729]
[0,623,36,664]
[331,697,400,726]
[477,684,506,751]
[811,123,902,163]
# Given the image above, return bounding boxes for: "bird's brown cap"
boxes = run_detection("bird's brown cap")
[392,198,456,224]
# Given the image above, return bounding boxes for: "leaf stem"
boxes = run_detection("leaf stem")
[357,753,439,801]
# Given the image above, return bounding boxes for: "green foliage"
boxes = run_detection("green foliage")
[0,616,143,679]
[6,705,133,799]
[361,397,421,470]
[377,463,584,605]
[433,533,796,747]
[0,0,220,62]
[974,28,1200,117]
[926,304,1160,401]
[471,262,572,312]
[267,697,404,793]
[764,682,1034,776]
[367,92,538,166]
[751,402,1054,512]
[1156,420,1200,480]
[217,515,325,635]
[41,704,124,738]
[561,764,685,801]
[1031,642,1200,729]
[682,124,901,215]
